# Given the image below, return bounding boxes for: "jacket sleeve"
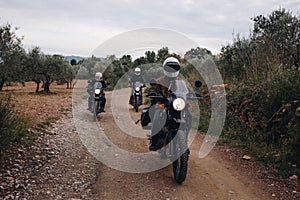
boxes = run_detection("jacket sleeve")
[129,77,133,86]
[148,83,162,95]
[101,80,108,88]
[140,76,146,85]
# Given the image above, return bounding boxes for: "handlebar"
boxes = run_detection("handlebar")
[187,93,203,100]
[129,84,146,88]
[148,95,164,100]
[146,92,164,99]
[148,93,202,100]
[94,86,109,91]
[187,96,203,100]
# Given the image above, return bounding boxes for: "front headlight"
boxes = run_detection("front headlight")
[95,88,101,94]
[135,87,140,92]
[173,98,185,111]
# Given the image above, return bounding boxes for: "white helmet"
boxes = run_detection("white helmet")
[134,67,141,76]
[95,72,103,81]
[163,57,180,78]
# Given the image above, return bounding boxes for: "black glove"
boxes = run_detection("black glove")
[147,92,157,97]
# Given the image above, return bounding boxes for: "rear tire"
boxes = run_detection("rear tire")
[172,130,188,184]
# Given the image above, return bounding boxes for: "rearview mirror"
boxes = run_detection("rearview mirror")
[195,93,202,98]
[195,80,202,88]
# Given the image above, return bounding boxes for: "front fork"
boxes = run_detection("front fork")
[93,94,102,112]
[88,94,93,109]
[133,91,142,105]
[163,129,188,159]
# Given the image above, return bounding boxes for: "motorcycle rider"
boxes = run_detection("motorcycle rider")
[129,67,145,105]
[147,56,181,151]
[87,72,108,112]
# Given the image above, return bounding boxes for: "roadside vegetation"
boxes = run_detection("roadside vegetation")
[0,96,32,156]
[0,83,73,157]
[1,8,299,180]
[217,9,300,179]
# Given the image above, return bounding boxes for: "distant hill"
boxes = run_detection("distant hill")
[64,55,85,62]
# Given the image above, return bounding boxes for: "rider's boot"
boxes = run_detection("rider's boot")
[129,95,133,105]
[149,141,159,151]
[148,134,159,151]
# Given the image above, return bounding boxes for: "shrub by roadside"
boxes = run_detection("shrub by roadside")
[221,70,300,179]
[0,96,32,157]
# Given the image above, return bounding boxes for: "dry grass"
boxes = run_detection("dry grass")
[0,81,82,127]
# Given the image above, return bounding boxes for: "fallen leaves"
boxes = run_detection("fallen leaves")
[1,81,73,128]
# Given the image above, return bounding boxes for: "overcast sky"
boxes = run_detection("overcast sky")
[0,0,299,57]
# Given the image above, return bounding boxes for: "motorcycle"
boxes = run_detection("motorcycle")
[92,81,108,121]
[130,81,145,112]
[141,79,202,184]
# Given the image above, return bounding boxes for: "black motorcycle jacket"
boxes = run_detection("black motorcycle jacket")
[129,74,145,87]
[87,80,108,94]
[148,76,178,98]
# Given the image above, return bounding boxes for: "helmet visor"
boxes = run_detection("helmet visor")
[164,62,180,72]
[163,63,180,78]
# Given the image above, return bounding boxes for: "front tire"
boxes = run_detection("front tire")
[172,130,188,184]
[135,96,139,112]
[93,101,98,121]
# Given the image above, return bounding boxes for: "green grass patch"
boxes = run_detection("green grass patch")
[36,116,60,131]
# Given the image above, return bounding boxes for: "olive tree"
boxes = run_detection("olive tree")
[25,47,44,92]
[0,23,24,91]
[40,54,69,93]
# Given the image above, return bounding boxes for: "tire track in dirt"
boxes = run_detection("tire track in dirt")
[75,89,272,200]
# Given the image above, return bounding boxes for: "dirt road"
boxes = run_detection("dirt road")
[73,88,273,200]
[1,83,299,199]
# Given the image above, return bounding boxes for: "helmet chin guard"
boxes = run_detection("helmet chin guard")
[134,67,141,76]
[163,69,179,78]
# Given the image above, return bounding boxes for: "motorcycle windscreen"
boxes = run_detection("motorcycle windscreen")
[94,81,103,89]
[134,81,142,88]
[174,80,189,99]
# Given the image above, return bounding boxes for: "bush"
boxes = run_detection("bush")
[222,70,300,177]
[0,96,32,156]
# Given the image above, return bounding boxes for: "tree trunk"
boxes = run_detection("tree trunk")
[0,80,4,92]
[72,79,77,89]
[35,81,40,93]
[44,81,51,93]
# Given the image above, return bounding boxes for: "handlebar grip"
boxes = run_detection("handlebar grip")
[187,96,203,100]
[147,91,166,99]
[148,95,163,99]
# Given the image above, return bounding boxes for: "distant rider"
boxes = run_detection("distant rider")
[87,72,108,112]
[129,67,145,105]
